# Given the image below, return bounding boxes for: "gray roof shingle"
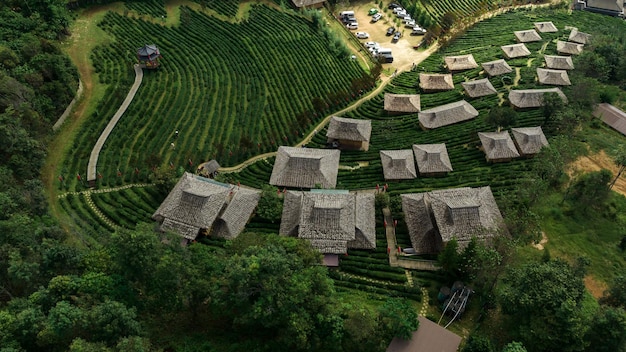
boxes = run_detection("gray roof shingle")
[557,40,584,55]
[380,150,417,180]
[326,116,372,142]
[514,29,542,43]
[501,43,531,59]
[462,78,497,98]
[508,88,567,108]
[270,147,340,189]
[544,55,574,70]
[413,144,453,175]
[419,100,479,129]
[478,131,521,161]
[511,126,549,156]
[534,21,558,33]
[537,68,571,86]
[481,59,513,77]
[444,54,478,71]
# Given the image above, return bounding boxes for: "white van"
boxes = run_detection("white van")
[377,48,392,56]
[340,10,355,17]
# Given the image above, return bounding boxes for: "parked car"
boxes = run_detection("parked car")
[392,31,402,42]
[356,32,370,39]
[346,22,358,30]
[371,13,382,22]
[392,7,404,13]
[364,41,379,48]
[386,26,396,36]
[411,26,427,35]
[405,20,415,27]
[380,54,394,63]
[395,11,407,18]
[368,8,378,15]
[388,2,401,9]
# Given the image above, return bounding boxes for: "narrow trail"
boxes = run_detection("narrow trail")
[53,80,84,131]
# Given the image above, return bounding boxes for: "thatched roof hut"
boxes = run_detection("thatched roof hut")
[557,40,584,55]
[197,159,220,178]
[270,146,340,189]
[514,29,542,43]
[568,28,591,44]
[585,0,624,16]
[152,172,260,241]
[380,150,417,180]
[384,93,421,113]
[419,73,454,92]
[593,103,626,136]
[511,127,549,156]
[544,55,574,70]
[412,143,453,176]
[478,131,520,162]
[326,116,372,151]
[418,100,479,129]
[481,59,513,77]
[501,43,531,59]
[400,193,439,254]
[534,21,558,33]
[508,88,567,109]
[444,54,478,72]
[537,68,571,86]
[462,78,497,98]
[279,190,375,255]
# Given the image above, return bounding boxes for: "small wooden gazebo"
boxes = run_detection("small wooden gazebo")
[137,44,162,69]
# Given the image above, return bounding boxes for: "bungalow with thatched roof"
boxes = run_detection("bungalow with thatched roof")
[557,40,584,55]
[419,73,454,92]
[544,55,574,70]
[418,100,479,130]
[481,59,513,77]
[401,186,505,254]
[444,54,478,72]
[279,190,375,259]
[537,68,571,86]
[152,172,260,242]
[534,21,558,33]
[514,29,542,43]
[508,88,567,109]
[501,43,531,59]
[412,144,453,176]
[462,78,497,98]
[197,159,220,178]
[326,116,372,151]
[584,0,624,16]
[568,28,592,44]
[593,103,626,136]
[291,0,326,8]
[387,316,462,352]
[511,127,549,157]
[384,93,421,114]
[269,146,340,189]
[380,150,417,180]
[478,131,521,162]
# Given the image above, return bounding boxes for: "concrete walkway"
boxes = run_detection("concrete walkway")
[53,80,83,131]
[383,207,438,271]
[87,64,144,183]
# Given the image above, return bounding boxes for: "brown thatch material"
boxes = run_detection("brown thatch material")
[544,55,574,70]
[326,116,371,151]
[478,131,521,162]
[152,172,260,240]
[501,43,531,59]
[508,88,567,109]
[380,150,417,180]
[557,40,583,55]
[514,29,542,43]
[568,28,591,44]
[279,190,375,254]
[400,193,439,255]
[462,78,497,98]
[537,68,571,86]
[419,73,454,92]
[270,146,340,189]
[384,93,421,113]
[511,127,549,156]
[419,100,479,129]
[444,54,478,72]
[593,103,626,136]
[291,0,325,8]
[481,59,513,77]
[387,316,462,352]
[534,21,558,33]
[587,0,624,13]
[412,143,453,175]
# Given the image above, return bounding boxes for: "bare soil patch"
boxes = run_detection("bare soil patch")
[532,231,548,250]
[584,275,608,299]
[568,150,626,197]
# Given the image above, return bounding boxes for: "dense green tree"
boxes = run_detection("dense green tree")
[601,275,626,309]
[462,335,495,352]
[585,306,626,352]
[501,341,527,352]
[566,169,613,210]
[256,184,283,222]
[438,238,461,280]
[378,298,419,341]
[486,106,517,131]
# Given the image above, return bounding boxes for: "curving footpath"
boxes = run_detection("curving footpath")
[87,64,144,183]
[53,80,84,131]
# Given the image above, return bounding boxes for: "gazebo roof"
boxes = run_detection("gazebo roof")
[511,126,549,156]
[384,93,421,113]
[508,88,567,108]
[326,116,371,142]
[137,44,160,60]
[534,21,558,33]
[556,40,584,55]
[418,100,479,129]
[444,54,478,72]
[419,73,454,91]
[501,43,531,59]
[537,68,571,86]
[380,150,417,180]
[481,59,513,77]
[514,29,542,43]
[269,146,340,189]
[568,28,591,44]
[462,78,497,98]
[412,144,453,174]
[478,131,520,161]
[544,55,574,70]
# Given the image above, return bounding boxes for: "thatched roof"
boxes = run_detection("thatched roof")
[326,116,371,142]
[384,93,421,113]
[270,146,340,189]
[511,127,549,156]
[537,68,571,86]
[419,73,454,91]
[594,103,626,136]
[152,172,260,240]
[444,54,478,72]
[419,100,479,129]
[478,131,521,161]
[481,59,513,77]
[197,159,220,177]
[279,190,375,254]
[514,29,542,43]
[400,193,439,254]
[568,28,591,44]
[387,316,462,352]
[412,144,453,174]
[557,40,583,55]
[534,21,558,33]
[291,0,325,7]
[380,150,417,180]
[587,0,624,12]
[501,43,531,59]
[544,55,574,70]
[462,78,497,98]
[508,88,567,108]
